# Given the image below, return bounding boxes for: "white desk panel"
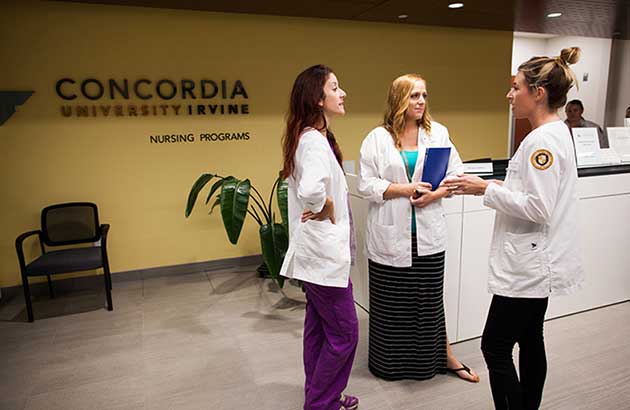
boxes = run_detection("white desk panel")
[457,209,495,341]
[444,213,463,340]
[577,173,630,198]
[443,195,463,215]
[346,172,630,342]
[547,193,630,318]
[349,192,369,311]
[462,195,490,212]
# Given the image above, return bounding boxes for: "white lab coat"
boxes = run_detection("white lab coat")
[279,128,351,288]
[357,123,463,267]
[484,120,584,298]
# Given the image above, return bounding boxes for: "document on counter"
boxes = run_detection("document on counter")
[573,127,620,167]
[463,162,493,175]
[422,147,451,190]
[607,127,630,163]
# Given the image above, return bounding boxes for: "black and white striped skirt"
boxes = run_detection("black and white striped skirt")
[368,234,447,380]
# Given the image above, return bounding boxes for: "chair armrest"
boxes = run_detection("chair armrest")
[100,224,110,248]
[15,230,43,271]
[100,224,110,239]
[99,224,111,271]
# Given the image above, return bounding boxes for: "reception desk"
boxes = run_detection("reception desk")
[348,169,630,342]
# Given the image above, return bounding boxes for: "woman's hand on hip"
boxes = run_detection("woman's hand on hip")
[301,196,336,224]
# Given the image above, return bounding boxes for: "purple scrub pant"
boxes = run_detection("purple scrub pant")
[303,280,359,410]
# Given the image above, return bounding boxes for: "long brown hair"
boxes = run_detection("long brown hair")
[518,47,581,109]
[383,74,432,150]
[281,65,343,179]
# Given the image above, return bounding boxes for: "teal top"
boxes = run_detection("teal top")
[400,150,418,234]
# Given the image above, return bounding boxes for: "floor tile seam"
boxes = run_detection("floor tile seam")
[32,358,146,391]
[140,286,213,295]
[2,383,36,407]
[22,392,32,410]
[49,320,60,346]
[29,373,145,401]
[228,332,259,378]
[40,345,146,369]
[141,326,149,410]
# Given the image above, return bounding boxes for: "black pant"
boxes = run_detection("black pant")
[481,295,549,410]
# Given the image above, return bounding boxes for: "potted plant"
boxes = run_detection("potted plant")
[185,173,290,289]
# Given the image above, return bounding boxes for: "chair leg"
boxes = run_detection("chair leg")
[103,268,113,311]
[21,275,34,323]
[47,275,55,298]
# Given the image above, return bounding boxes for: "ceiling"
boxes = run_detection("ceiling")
[54,0,630,39]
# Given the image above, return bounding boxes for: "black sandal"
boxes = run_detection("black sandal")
[446,363,479,383]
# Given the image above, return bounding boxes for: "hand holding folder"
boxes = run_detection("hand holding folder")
[421,147,451,190]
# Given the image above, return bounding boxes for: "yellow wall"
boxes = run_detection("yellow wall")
[0,0,512,287]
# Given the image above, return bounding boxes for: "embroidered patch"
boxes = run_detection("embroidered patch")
[530,149,553,170]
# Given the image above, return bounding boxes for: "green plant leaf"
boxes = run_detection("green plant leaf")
[259,223,288,289]
[205,178,226,205]
[248,185,272,225]
[209,197,221,215]
[276,178,289,234]
[220,178,251,244]
[185,173,214,217]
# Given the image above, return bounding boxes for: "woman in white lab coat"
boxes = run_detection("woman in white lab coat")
[443,47,584,410]
[357,74,479,382]
[279,65,359,410]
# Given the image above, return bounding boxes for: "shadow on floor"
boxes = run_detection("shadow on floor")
[1,290,109,322]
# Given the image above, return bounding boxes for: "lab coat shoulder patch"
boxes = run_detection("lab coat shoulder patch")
[530,149,553,170]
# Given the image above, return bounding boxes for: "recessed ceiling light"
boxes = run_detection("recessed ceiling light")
[398,14,408,19]
[546,12,562,18]
[448,2,464,9]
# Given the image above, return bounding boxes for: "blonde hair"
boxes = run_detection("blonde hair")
[383,74,432,150]
[518,47,581,109]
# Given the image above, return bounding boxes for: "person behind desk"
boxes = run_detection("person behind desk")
[357,74,479,383]
[279,65,359,410]
[443,47,584,410]
[564,99,608,147]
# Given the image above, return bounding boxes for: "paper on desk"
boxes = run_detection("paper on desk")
[463,162,493,175]
[607,127,630,163]
[573,128,620,167]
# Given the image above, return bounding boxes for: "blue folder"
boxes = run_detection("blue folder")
[421,147,451,190]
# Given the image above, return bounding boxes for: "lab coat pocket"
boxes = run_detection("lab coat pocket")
[501,231,543,275]
[367,223,397,258]
[295,220,348,267]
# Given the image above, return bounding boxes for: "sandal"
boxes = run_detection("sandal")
[446,363,480,383]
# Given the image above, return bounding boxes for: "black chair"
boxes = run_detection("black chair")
[15,202,112,322]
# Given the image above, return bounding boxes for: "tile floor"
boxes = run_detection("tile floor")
[0,266,628,410]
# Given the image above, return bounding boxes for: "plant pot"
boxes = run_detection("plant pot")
[256,262,271,278]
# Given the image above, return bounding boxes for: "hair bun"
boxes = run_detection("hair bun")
[560,47,581,65]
